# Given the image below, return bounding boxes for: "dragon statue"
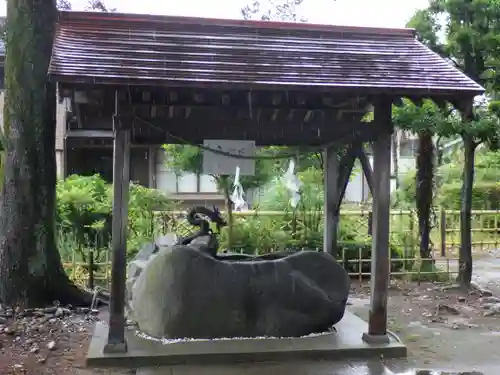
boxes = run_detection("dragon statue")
[177,206,227,257]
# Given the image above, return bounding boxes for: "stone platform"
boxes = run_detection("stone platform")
[86,311,406,367]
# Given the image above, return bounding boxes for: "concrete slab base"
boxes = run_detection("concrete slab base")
[362,332,391,344]
[86,311,407,368]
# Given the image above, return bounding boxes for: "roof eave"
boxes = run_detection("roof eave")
[50,73,484,99]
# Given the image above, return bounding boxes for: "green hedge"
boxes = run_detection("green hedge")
[439,181,500,210]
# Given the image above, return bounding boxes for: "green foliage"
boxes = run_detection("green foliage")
[392,99,450,134]
[391,171,416,209]
[258,167,323,211]
[219,213,411,274]
[440,181,500,209]
[394,150,500,210]
[162,144,275,194]
[241,0,306,21]
[441,104,500,145]
[219,166,411,274]
[56,174,176,262]
[407,8,444,54]
[407,1,500,143]
[56,175,110,238]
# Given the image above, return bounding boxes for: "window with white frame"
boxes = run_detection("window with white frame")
[155,149,218,194]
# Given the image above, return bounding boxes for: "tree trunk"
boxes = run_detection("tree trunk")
[0,0,91,307]
[458,136,475,287]
[416,131,434,261]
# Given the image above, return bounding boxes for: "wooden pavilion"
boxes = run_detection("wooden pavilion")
[48,10,484,353]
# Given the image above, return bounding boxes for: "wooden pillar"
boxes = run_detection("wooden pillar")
[362,98,392,344]
[323,145,340,255]
[104,92,131,354]
[148,146,156,188]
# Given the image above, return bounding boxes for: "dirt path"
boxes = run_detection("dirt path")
[350,281,500,374]
[473,250,500,296]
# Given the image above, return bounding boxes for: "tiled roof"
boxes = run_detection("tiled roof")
[49,11,484,97]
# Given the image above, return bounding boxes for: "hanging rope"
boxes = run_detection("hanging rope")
[132,116,378,161]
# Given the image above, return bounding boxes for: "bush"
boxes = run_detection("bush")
[220,212,411,274]
[57,175,111,262]
[56,174,177,262]
[439,181,500,210]
[392,171,416,209]
[393,151,500,210]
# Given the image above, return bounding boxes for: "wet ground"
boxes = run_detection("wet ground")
[472,250,500,295]
[350,249,500,375]
[137,361,486,374]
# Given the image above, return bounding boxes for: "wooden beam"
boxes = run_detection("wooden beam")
[66,129,114,138]
[357,144,374,195]
[335,147,357,215]
[125,115,379,146]
[323,146,340,255]
[362,98,393,344]
[104,92,131,354]
[124,88,371,112]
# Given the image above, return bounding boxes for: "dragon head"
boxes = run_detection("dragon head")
[211,205,227,232]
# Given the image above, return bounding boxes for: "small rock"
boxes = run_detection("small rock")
[47,341,57,350]
[447,318,470,330]
[484,304,500,316]
[440,283,461,291]
[37,356,46,364]
[13,364,23,369]
[438,304,460,315]
[90,309,99,315]
[55,308,64,317]
[471,282,494,297]
[481,290,493,297]
[30,344,40,353]
[0,317,7,324]
[457,296,467,302]
[44,307,57,314]
[480,296,500,304]
[77,307,90,314]
[62,308,72,316]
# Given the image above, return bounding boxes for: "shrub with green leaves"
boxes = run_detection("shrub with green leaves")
[394,151,500,210]
[56,174,177,262]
